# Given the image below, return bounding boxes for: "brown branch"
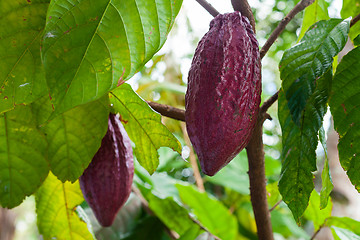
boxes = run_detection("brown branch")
[351,12,360,27]
[260,91,279,114]
[310,224,325,240]
[195,0,219,17]
[245,112,274,240]
[190,218,221,240]
[147,101,185,121]
[269,199,282,212]
[260,0,315,59]
[231,0,256,33]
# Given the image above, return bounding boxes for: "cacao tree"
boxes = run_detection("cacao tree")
[1,0,360,239]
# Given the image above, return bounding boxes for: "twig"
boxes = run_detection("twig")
[350,12,360,27]
[260,0,315,59]
[181,122,205,192]
[269,199,282,212]
[147,101,185,121]
[231,0,256,33]
[310,224,324,240]
[190,217,221,240]
[260,91,279,114]
[132,186,180,239]
[245,113,274,240]
[194,0,219,17]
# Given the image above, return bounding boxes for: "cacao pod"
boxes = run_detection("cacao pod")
[80,113,134,227]
[185,12,261,176]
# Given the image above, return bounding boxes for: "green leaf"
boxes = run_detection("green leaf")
[354,34,360,46]
[319,126,333,209]
[331,227,360,240]
[85,193,143,240]
[35,172,94,240]
[110,83,181,174]
[326,216,360,235]
[148,194,196,235]
[0,105,48,208]
[41,0,183,115]
[122,216,168,240]
[329,46,360,191]
[341,0,360,41]
[178,226,203,240]
[270,209,309,238]
[205,152,249,195]
[278,68,332,222]
[43,97,109,182]
[303,190,332,230]
[0,0,49,113]
[280,18,349,125]
[176,184,238,240]
[298,0,330,41]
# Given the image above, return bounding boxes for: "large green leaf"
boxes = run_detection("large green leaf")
[148,194,196,236]
[326,216,360,235]
[36,172,94,240]
[280,18,349,125]
[298,0,329,41]
[0,0,49,113]
[110,83,181,174]
[43,97,109,182]
[331,227,360,240]
[329,46,360,191]
[176,184,238,240]
[0,105,48,208]
[41,0,183,115]
[278,67,331,222]
[341,0,360,41]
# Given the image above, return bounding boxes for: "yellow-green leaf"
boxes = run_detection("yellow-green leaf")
[36,172,94,240]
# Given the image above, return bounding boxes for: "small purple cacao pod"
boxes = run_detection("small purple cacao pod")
[185,12,261,176]
[80,113,134,227]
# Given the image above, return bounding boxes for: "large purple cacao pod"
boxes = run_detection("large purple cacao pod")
[80,113,134,227]
[185,12,261,176]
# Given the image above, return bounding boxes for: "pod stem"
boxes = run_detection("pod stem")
[245,112,274,240]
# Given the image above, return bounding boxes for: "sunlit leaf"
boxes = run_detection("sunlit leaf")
[331,227,360,240]
[110,83,181,174]
[341,0,360,41]
[298,0,329,41]
[0,0,49,113]
[329,46,360,192]
[327,216,360,235]
[280,18,349,124]
[42,0,183,115]
[0,105,48,208]
[36,172,94,240]
[303,190,332,230]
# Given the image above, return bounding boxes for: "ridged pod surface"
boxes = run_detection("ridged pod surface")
[185,12,261,176]
[80,113,134,227]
